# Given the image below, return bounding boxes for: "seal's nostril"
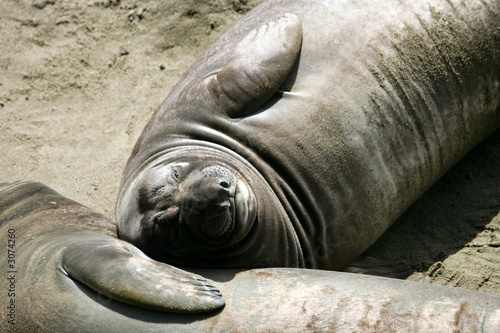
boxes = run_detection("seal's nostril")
[219,180,230,188]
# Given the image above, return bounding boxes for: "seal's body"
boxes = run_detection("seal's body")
[117,0,500,271]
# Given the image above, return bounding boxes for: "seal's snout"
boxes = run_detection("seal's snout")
[180,166,237,241]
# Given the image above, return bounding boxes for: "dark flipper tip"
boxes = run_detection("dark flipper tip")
[208,13,302,118]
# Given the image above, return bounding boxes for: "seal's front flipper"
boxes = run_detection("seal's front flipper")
[208,13,302,118]
[61,237,225,313]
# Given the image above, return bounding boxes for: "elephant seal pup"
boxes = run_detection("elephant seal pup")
[2,182,499,332]
[117,0,500,271]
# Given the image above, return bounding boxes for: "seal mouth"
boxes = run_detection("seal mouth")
[137,159,257,259]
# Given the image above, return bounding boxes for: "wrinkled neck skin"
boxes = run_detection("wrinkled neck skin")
[117,141,305,269]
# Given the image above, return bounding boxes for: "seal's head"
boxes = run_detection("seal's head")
[140,160,256,252]
[116,147,265,266]
[143,162,256,244]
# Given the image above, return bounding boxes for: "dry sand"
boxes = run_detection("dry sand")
[1,0,499,297]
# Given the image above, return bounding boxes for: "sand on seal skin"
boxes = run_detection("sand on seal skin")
[1,0,499,296]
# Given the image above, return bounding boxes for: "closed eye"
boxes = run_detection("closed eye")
[152,206,180,225]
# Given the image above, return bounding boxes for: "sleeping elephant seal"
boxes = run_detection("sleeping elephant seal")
[2,181,500,332]
[117,0,500,272]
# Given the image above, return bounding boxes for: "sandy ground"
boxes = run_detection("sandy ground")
[1,0,499,298]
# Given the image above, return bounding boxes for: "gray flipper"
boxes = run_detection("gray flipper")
[61,236,225,313]
[208,13,302,118]
[0,181,224,314]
